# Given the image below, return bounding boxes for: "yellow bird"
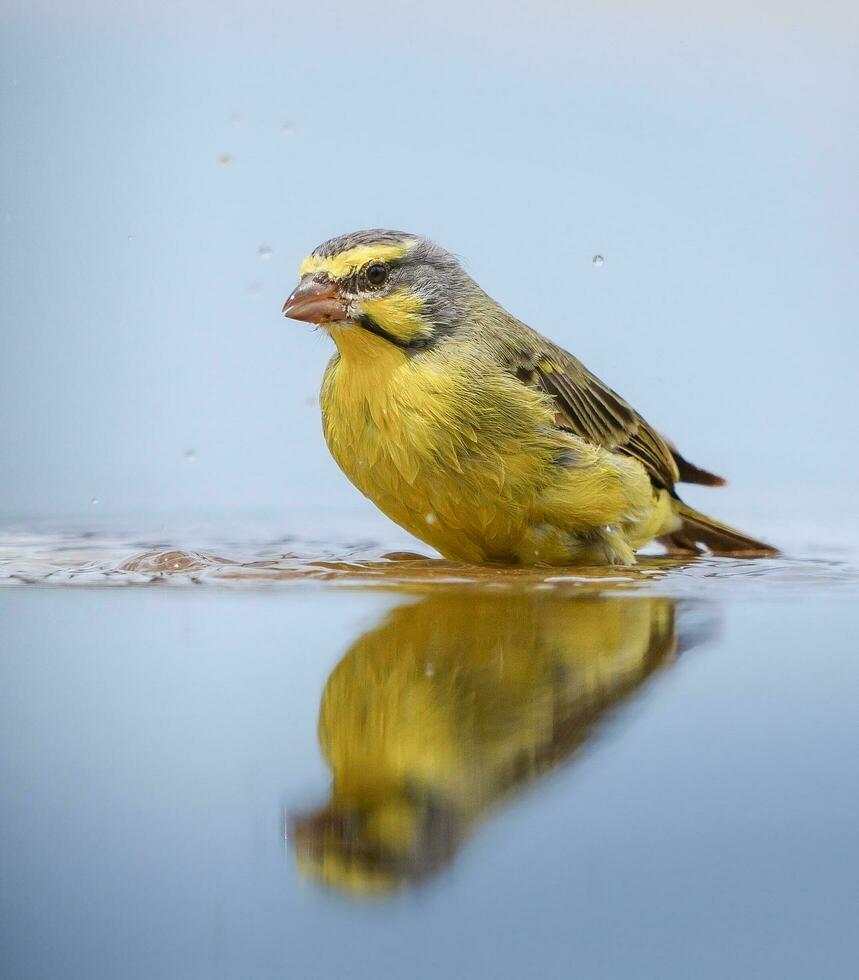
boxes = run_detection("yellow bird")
[283,230,775,565]
[291,592,712,894]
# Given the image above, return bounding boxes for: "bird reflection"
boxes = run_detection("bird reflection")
[292,592,712,895]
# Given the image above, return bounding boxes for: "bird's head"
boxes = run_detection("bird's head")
[282,229,476,352]
[290,785,461,896]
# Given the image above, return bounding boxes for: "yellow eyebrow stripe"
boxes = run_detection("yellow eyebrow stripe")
[299,242,414,279]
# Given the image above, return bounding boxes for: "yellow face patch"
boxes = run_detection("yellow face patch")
[358,290,431,345]
[299,242,414,280]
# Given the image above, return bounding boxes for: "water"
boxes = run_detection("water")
[2,527,858,979]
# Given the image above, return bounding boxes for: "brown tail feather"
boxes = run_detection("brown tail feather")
[664,503,778,557]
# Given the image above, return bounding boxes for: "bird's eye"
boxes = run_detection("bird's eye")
[365,262,388,287]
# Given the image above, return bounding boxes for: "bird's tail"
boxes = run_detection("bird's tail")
[662,503,778,557]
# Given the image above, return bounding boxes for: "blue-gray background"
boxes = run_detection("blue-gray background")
[2,1,858,537]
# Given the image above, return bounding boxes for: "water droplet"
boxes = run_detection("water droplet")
[218,154,233,167]
[425,513,437,525]
[280,122,295,135]
[592,254,604,266]
[425,662,435,677]
[257,245,273,260]
[90,497,99,505]
[183,449,197,463]
[247,281,262,298]
[127,234,133,242]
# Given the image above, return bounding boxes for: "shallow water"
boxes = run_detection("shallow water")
[3,527,858,597]
[2,527,859,979]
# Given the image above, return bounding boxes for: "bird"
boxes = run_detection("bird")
[291,592,714,894]
[282,229,776,566]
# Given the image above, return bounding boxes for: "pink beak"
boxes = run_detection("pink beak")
[282,279,347,324]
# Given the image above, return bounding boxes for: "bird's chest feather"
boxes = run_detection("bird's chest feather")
[319,337,546,558]
[322,347,466,505]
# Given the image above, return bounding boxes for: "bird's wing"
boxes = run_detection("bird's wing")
[505,335,723,491]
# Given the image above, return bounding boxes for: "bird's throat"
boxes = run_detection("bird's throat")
[328,320,415,362]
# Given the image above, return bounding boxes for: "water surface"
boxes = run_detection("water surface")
[2,529,858,979]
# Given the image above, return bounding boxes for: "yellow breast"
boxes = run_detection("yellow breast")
[320,326,559,562]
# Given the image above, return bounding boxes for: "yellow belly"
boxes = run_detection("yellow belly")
[319,328,677,565]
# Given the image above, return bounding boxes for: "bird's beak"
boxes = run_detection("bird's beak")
[282,279,347,324]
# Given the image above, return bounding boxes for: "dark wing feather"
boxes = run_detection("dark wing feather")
[668,446,726,487]
[507,337,722,492]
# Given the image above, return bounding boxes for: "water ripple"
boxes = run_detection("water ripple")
[1,530,857,599]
